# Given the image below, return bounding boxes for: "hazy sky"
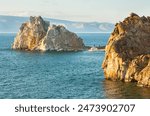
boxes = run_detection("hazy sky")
[0,0,150,23]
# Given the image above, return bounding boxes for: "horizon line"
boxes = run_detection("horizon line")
[0,32,112,34]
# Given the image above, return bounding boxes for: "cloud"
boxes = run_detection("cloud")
[0,11,30,16]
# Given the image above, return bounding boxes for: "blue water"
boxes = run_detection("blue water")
[0,33,150,99]
[77,33,110,46]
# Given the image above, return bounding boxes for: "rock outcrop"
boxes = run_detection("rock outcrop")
[12,16,84,51]
[102,13,150,87]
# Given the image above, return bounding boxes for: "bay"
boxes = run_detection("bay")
[0,33,150,99]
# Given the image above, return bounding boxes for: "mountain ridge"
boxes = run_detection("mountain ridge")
[0,15,114,33]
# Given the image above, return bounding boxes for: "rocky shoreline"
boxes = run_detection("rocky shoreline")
[102,13,150,87]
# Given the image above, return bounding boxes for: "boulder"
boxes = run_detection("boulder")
[12,16,84,51]
[102,13,150,87]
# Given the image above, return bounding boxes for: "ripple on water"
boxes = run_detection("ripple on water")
[0,33,150,99]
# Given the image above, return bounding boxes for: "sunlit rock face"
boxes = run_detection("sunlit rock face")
[12,16,84,51]
[102,13,150,87]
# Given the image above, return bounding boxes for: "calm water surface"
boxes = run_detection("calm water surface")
[0,33,150,99]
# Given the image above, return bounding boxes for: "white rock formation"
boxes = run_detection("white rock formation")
[12,16,84,51]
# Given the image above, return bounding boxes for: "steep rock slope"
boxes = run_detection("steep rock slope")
[12,16,84,51]
[102,13,150,87]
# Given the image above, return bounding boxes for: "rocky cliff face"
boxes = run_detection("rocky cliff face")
[102,13,150,87]
[12,16,84,51]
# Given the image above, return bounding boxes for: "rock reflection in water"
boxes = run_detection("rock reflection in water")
[103,80,150,99]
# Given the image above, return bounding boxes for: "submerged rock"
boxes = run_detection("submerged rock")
[12,16,84,51]
[88,46,105,52]
[88,46,99,52]
[102,13,150,87]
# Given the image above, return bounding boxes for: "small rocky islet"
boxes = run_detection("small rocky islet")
[102,13,150,87]
[12,13,150,88]
[12,16,85,51]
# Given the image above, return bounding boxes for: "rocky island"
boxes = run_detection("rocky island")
[102,13,150,87]
[12,16,85,51]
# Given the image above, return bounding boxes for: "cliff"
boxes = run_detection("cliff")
[102,13,150,87]
[12,16,84,51]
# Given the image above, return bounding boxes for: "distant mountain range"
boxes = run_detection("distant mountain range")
[0,15,114,33]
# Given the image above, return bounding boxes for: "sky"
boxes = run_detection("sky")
[0,0,150,23]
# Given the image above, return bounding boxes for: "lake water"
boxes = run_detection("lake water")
[0,33,150,99]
